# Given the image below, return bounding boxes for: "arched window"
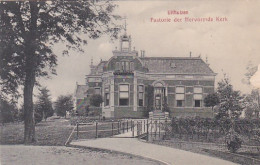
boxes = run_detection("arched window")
[130,62,134,71]
[116,62,120,70]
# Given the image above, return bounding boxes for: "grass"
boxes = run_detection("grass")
[0,117,74,146]
[0,117,131,146]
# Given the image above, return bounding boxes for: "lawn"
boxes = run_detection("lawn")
[0,117,74,146]
[1,117,164,165]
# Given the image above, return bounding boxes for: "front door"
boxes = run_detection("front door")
[155,94,161,110]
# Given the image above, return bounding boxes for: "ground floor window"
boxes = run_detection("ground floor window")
[138,85,144,106]
[119,84,129,106]
[193,87,203,107]
[176,100,184,107]
[194,100,201,107]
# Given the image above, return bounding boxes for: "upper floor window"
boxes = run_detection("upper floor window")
[116,62,120,70]
[130,62,134,71]
[95,88,101,95]
[176,86,185,107]
[104,87,110,106]
[119,84,129,106]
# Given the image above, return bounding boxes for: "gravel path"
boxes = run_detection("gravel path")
[0,145,162,165]
[71,138,237,165]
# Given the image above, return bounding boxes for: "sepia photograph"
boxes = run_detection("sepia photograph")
[0,0,260,164]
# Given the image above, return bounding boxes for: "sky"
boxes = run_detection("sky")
[39,0,260,102]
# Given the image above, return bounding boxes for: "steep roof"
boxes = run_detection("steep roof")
[90,60,107,75]
[141,57,215,75]
[75,85,88,98]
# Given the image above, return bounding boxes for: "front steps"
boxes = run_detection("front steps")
[149,110,169,120]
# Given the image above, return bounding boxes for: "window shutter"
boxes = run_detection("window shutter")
[194,94,202,100]
[176,94,184,100]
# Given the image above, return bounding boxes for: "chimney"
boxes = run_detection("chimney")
[190,51,192,58]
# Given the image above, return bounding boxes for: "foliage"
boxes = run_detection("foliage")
[215,76,243,120]
[242,90,260,119]
[54,95,73,117]
[242,61,258,85]
[34,87,54,123]
[0,97,17,123]
[225,128,242,153]
[34,104,43,124]
[90,94,103,107]
[204,93,220,111]
[170,117,260,148]
[162,96,170,113]
[144,85,154,117]
[242,62,260,119]
[0,1,121,143]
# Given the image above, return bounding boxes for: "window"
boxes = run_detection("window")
[177,100,183,107]
[116,62,120,70]
[138,85,144,106]
[130,62,134,71]
[119,84,129,106]
[120,61,131,71]
[121,62,125,70]
[105,87,110,106]
[194,87,203,107]
[195,100,201,107]
[95,88,101,95]
[176,86,185,107]
[125,61,129,71]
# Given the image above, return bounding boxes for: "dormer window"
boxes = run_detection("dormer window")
[117,61,131,71]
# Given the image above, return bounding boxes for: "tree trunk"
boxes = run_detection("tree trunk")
[23,67,36,144]
[23,2,39,144]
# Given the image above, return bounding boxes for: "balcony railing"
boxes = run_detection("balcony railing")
[113,70,134,75]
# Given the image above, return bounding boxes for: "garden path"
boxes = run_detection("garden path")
[71,137,237,165]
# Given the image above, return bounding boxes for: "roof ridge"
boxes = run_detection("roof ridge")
[141,57,201,60]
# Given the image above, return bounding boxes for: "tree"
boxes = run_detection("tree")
[204,93,220,111]
[0,96,17,124]
[89,94,103,107]
[54,94,74,118]
[0,1,121,143]
[242,61,260,119]
[215,75,243,120]
[242,91,259,119]
[34,87,53,123]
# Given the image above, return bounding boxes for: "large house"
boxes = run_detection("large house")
[74,31,216,119]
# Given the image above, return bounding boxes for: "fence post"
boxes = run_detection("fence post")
[155,120,157,139]
[118,121,120,134]
[95,122,98,138]
[76,123,79,140]
[147,119,149,141]
[159,118,160,138]
[131,120,133,131]
[132,121,134,137]
[144,120,145,132]
[165,118,167,137]
[140,121,142,134]
[112,122,114,136]
[123,122,125,133]
[151,118,153,134]
[127,120,128,132]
